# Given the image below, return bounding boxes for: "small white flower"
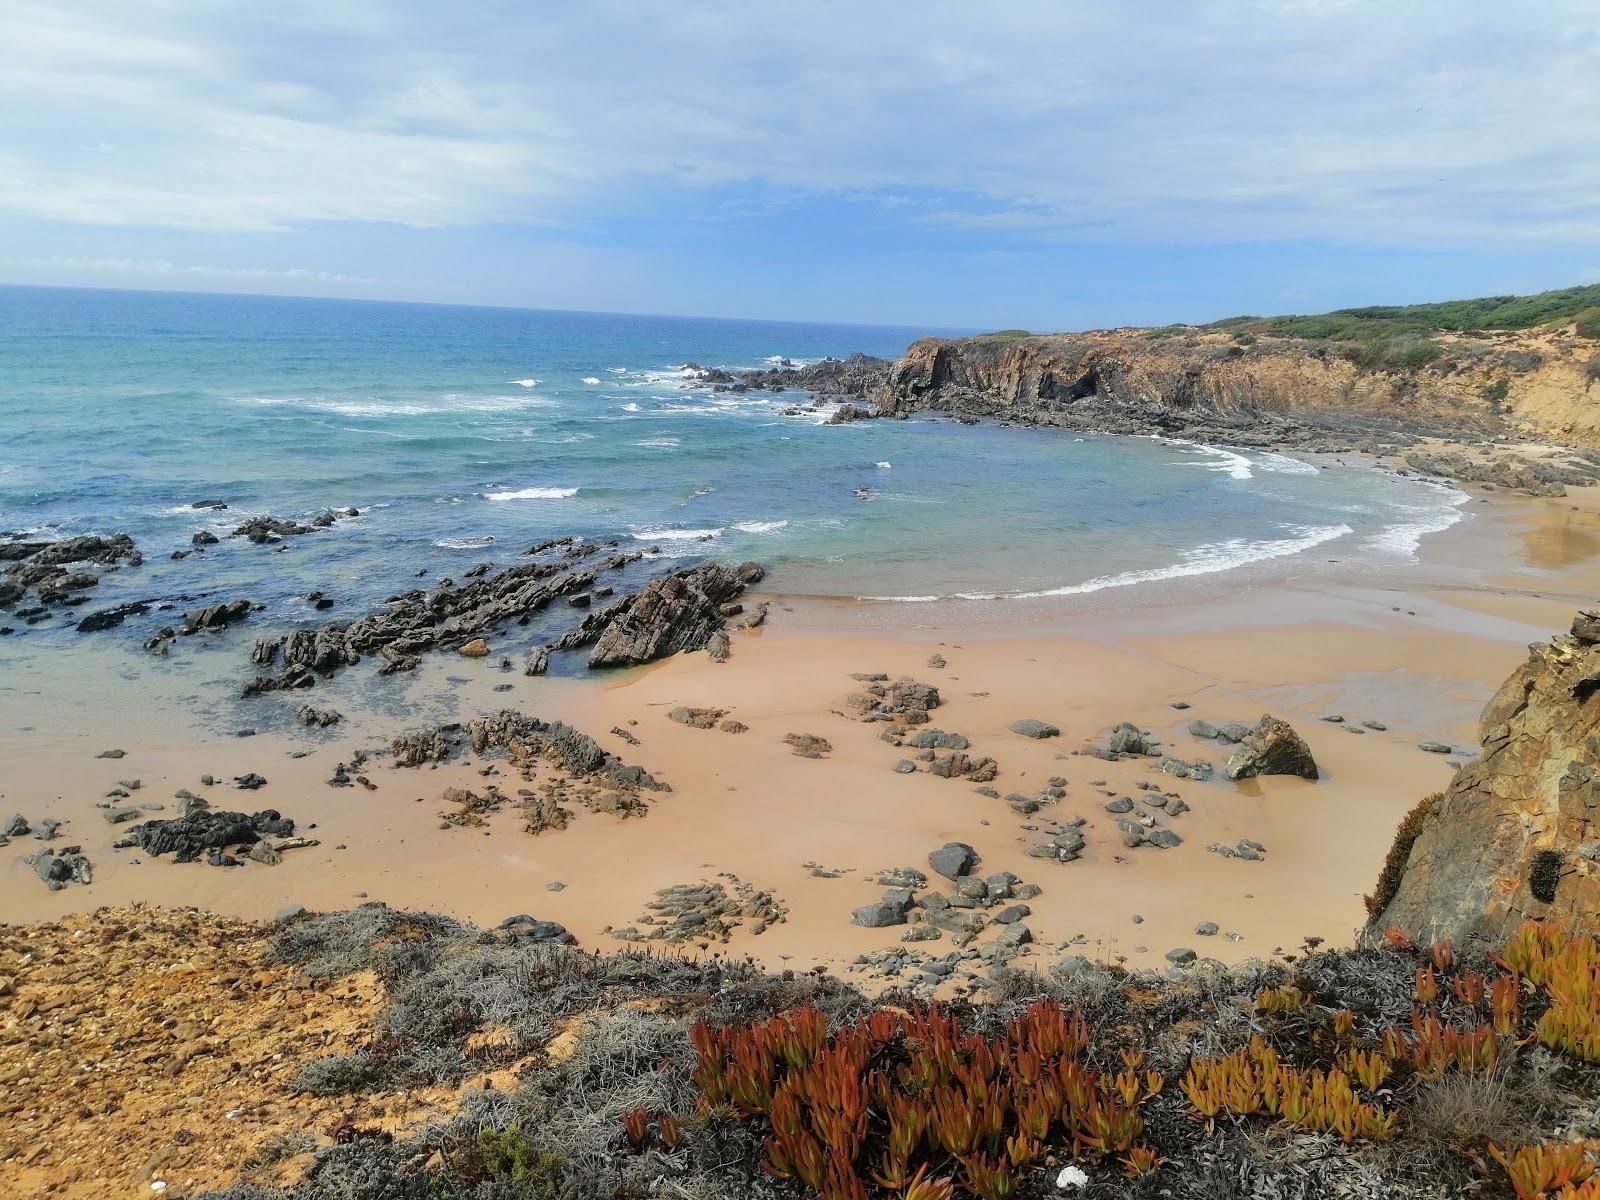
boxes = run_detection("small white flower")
[1055,1164,1090,1191]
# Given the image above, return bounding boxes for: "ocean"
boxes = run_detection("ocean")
[0,285,1466,688]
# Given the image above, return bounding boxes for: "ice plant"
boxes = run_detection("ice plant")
[689,999,1160,1196]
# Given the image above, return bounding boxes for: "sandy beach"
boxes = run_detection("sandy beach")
[5,473,1595,984]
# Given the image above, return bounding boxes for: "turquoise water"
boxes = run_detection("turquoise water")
[1,285,1465,652]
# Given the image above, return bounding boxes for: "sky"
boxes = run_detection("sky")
[1,0,1598,330]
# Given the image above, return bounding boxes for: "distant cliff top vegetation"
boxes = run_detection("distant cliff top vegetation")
[1205,282,1600,341]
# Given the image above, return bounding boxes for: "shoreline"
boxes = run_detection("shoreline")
[5,470,1596,983]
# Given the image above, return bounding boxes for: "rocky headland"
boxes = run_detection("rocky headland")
[692,302,1600,495]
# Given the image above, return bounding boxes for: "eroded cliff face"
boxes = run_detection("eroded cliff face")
[876,327,1600,446]
[1375,612,1600,946]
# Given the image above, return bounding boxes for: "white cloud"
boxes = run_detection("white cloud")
[0,0,1596,246]
[0,254,381,286]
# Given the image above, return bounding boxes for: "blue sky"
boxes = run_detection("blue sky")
[1,1,1597,329]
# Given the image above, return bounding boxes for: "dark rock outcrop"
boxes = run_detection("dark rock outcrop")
[1223,715,1320,781]
[587,561,763,668]
[2,533,141,619]
[115,809,296,864]
[1373,611,1600,944]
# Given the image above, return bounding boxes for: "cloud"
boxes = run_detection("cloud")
[0,254,382,286]
[0,0,1596,249]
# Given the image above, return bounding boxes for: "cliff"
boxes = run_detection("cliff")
[1373,610,1600,946]
[877,324,1600,449]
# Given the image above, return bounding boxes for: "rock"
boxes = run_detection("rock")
[495,914,578,945]
[458,637,490,657]
[1104,796,1135,813]
[1165,947,1197,965]
[1106,722,1151,755]
[76,602,151,633]
[1008,718,1059,739]
[272,905,308,924]
[907,728,970,750]
[929,841,977,880]
[719,719,748,734]
[668,706,725,730]
[524,647,550,676]
[96,749,126,759]
[851,901,908,928]
[1223,714,1320,780]
[4,813,29,837]
[1187,719,1219,739]
[1418,741,1453,754]
[784,733,832,758]
[25,847,92,889]
[587,561,760,668]
[1195,921,1219,936]
[233,772,268,790]
[1374,612,1600,945]
[1147,829,1184,849]
[114,808,296,863]
[1215,722,1250,743]
[894,759,917,774]
[1160,756,1214,781]
[993,904,1031,924]
[872,866,927,889]
[297,705,342,727]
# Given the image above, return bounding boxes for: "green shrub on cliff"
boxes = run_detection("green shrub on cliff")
[1365,791,1441,919]
[1211,282,1600,341]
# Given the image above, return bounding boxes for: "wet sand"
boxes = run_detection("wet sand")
[3,486,1598,979]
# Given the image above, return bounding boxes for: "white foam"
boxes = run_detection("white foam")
[861,524,1352,602]
[582,377,601,385]
[512,378,539,388]
[1175,442,1254,480]
[635,437,680,448]
[435,535,498,549]
[1363,487,1468,558]
[620,402,643,413]
[631,526,724,541]
[1254,452,1320,476]
[732,520,790,534]
[607,367,628,374]
[876,461,893,469]
[484,486,578,501]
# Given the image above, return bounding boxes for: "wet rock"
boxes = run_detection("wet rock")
[524,646,550,676]
[76,602,151,633]
[297,706,342,728]
[458,637,490,657]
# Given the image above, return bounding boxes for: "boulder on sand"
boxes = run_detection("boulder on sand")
[1223,714,1319,781]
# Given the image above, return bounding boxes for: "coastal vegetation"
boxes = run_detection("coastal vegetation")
[11,902,1592,1200]
[1205,283,1600,341]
